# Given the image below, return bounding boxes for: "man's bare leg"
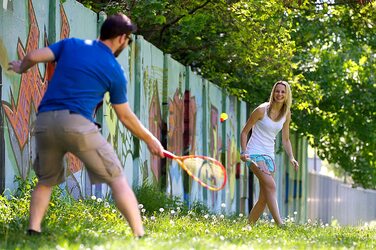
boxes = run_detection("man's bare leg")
[109,176,144,237]
[29,183,53,232]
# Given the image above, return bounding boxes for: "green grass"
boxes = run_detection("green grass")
[1,183,375,250]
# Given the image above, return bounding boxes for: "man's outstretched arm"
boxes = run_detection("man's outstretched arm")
[8,47,55,74]
[112,102,165,158]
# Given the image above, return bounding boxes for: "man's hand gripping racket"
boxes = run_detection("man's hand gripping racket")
[163,150,227,191]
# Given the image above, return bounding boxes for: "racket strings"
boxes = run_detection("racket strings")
[182,157,225,189]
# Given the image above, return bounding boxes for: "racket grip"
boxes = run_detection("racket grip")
[163,150,175,159]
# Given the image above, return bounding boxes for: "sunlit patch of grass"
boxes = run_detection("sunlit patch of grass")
[1,181,375,249]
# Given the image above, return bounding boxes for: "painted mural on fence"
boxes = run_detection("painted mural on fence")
[103,91,135,182]
[225,96,239,210]
[149,82,163,181]
[166,87,184,196]
[0,0,83,188]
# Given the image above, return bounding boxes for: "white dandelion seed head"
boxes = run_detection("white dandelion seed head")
[138,204,144,209]
[91,195,96,200]
[221,203,226,208]
[159,208,164,213]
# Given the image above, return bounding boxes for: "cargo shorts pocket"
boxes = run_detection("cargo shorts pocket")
[96,143,122,178]
[34,126,51,151]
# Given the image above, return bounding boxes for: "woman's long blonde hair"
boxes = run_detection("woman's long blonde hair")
[267,80,292,120]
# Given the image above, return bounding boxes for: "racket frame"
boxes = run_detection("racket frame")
[164,150,227,191]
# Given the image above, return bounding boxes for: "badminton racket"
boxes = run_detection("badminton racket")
[164,150,227,191]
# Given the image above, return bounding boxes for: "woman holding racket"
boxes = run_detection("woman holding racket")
[240,80,299,226]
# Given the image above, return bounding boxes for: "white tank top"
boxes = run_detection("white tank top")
[246,103,286,157]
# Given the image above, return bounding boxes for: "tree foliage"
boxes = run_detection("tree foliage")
[77,0,376,188]
[290,1,376,188]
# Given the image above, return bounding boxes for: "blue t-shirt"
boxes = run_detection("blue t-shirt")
[38,38,128,121]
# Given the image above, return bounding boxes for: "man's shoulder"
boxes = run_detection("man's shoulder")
[57,37,97,46]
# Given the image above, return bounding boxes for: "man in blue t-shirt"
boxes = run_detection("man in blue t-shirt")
[8,13,164,238]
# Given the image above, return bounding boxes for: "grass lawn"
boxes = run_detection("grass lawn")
[1,184,375,249]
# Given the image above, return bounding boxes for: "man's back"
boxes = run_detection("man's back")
[38,38,128,121]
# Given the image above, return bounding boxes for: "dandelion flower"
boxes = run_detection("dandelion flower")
[138,204,144,209]
[239,213,244,217]
[221,203,226,208]
[91,195,96,200]
[159,208,164,213]
[96,198,103,203]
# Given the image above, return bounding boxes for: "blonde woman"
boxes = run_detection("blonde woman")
[240,80,299,226]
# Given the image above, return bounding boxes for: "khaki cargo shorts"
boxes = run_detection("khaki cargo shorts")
[33,110,123,186]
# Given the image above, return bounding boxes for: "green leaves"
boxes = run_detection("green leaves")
[291,2,376,188]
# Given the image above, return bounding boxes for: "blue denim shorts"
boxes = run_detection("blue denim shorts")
[246,154,276,175]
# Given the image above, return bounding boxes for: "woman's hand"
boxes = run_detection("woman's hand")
[290,158,299,171]
[240,152,249,162]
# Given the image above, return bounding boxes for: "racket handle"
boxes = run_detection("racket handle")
[163,150,176,159]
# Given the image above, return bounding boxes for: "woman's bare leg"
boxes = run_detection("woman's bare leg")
[249,162,283,225]
[248,184,266,224]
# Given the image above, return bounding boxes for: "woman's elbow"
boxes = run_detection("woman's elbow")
[282,138,290,145]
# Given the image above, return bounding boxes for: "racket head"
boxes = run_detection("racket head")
[177,155,227,191]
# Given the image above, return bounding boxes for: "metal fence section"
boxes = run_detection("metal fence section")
[308,173,376,225]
